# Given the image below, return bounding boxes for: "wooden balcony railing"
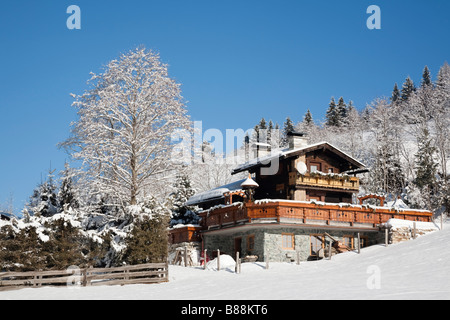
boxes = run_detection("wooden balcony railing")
[289,173,360,191]
[169,225,202,244]
[200,200,433,230]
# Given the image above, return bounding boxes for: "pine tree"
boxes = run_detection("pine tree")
[123,197,170,264]
[391,83,400,104]
[281,117,295,146]
[169,174,199,227]
[58,162,79,212]
[400,76,416,102]
[325,97,339,127]
[258,118,268,144]
[27,170,59,217]
[0,225,45,271]
[336,97,348,126]
[258,118,267,130]
[371,142,406,195]
[421,66,432,88]
[414,128,438,190]
[267,120,274,146]
[42,217,88,270]
[303,109,313,126]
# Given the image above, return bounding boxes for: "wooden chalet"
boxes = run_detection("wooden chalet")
[169,132,433,263]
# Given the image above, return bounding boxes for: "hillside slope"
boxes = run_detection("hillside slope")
[1,221,449,300]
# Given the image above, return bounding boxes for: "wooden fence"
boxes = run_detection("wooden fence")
[0,262,168,291]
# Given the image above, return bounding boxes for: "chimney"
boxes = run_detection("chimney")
[287,131,308,150]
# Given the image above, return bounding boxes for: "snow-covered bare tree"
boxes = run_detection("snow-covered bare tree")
[60,47,191,206]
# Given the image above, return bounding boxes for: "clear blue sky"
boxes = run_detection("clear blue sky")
[1,0,449,214]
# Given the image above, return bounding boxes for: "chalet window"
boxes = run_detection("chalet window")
[282,233,295,250]
[309,162,321,173]
[359,236,369,248]
[328,168,334,173]
[247,235,255,251]
[343,235,354,249]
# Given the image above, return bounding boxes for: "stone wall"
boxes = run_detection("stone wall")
[385,219,439,244]
[203,226,379,263]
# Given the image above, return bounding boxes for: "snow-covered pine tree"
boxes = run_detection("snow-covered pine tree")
[433,63,450,186]
[371,141,406,196]
[26,170,59,217]
[400,76,416,102]
[281,117,295,146]
[0,224,45,271]
[169,174,199,227]
[303,109,313,126]
[42,217,88,270]
[325,97,339,127]
[267,120,274,146]
[391,83,400,104]
[58,162,79,212]
[421,66,432,88]
[406,127,439,211]
[123,197,171,264]
[336,97,348,127]
[414,127,438,191]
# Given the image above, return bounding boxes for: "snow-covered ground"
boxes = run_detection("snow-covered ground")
[1,221,450,300]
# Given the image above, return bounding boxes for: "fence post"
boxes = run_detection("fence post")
[412,222,416,239]
[217,249,220,271]
[357,233,361,254]
[296,251,300,265]
[328,240,332,260]
[235,251,240,274]
[82,267,87,287]
[184,246,188,267]
[204,249,207,270]
[385,228,389,247]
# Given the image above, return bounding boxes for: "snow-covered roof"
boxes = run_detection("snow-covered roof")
[240,175,259,189]
[232,141,366,175]
[386,198,410,209]
[0,212,13,220]
[186,179,247,206]
[384,218,440,231]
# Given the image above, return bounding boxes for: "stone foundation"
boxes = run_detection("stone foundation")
[203,226,379,263]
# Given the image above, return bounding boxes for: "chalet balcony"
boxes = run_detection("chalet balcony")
[289,172,360,192]
[200,200,433,231]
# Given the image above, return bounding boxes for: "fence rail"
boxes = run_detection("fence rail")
[0,262,168,291]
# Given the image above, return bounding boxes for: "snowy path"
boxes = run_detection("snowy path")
[1,223,449,300]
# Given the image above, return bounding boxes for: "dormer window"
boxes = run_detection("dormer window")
[310,162,321,173]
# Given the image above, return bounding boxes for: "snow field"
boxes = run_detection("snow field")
[1,221,449,300]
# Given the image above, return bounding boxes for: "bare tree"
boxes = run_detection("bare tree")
[60,47,191,206]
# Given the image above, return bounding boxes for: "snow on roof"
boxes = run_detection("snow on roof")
[384,218,440,231]
[232,141,366,174]
[186,179,247,206]
[0,212,14,220]
[240,175,259,189]
[386,198,410,209]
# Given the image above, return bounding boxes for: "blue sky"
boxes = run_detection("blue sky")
[1,0,449,214]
